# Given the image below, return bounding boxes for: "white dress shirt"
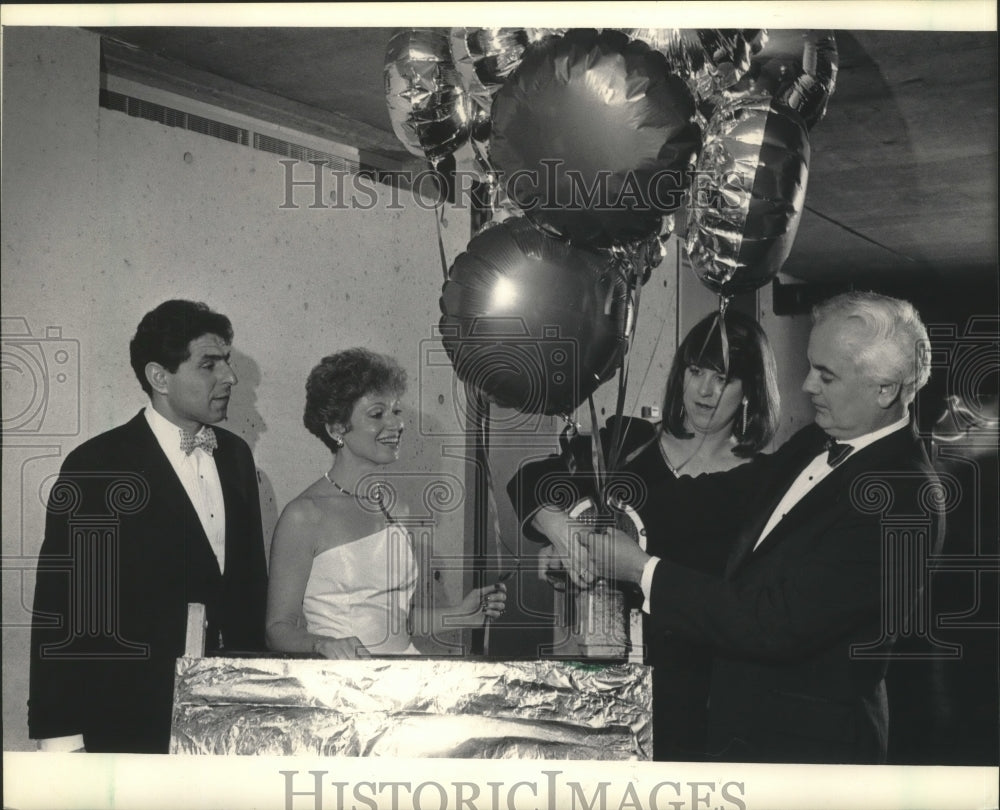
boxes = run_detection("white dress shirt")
[39,408,227,752]
[640,416,912,611]
[752,416,911,550]
[144,406,227,573]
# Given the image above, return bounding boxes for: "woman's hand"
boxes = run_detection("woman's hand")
[462,583,508,624]
[313,635,370,660]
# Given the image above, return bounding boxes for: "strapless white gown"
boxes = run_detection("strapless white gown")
[302,524,420,655]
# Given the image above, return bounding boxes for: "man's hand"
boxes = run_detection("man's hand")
[579,526,650,586]
[530,506,596,589]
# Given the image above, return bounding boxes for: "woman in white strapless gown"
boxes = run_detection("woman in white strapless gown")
[265,349,506,659]
[301,523,419,655]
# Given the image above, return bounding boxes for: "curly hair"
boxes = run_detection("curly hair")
[129,300,234,395]
[662,309,780,457]
[303,348,408,453]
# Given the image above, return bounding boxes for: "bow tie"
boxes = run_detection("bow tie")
[179,427,217,456]
[824,436,853,468]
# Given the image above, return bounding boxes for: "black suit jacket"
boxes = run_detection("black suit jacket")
[28,410,268,753]
[648,422,945,763]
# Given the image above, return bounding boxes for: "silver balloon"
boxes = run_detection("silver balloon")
[685,96,810,296]
[385,28,470,162]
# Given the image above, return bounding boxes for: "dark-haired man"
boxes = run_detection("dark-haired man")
[29,300,268,753]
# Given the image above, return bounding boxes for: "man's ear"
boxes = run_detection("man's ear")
[145,362,170,396]
[876,381,902,409]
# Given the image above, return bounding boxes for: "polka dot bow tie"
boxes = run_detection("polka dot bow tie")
[179,427,217,456]
[824,437,853,468]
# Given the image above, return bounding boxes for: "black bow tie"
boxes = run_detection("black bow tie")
[824,437,854,468]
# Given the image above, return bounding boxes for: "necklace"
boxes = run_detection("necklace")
[324,471,395,523]
[324,471,360,497]
[658,432,694,475]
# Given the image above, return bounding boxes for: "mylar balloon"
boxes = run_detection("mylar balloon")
[685,96,810,297]
[490,29,701,249]
[623,29,763,104]
[617,28,707,74]
[451,27,532,106]
[385,29,470,162]
[440,217,630,415]
[774,31,838,130]
[724,31,838,131]
[747,29,769,56]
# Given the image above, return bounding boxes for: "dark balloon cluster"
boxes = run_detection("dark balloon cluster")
[383,27,838,415]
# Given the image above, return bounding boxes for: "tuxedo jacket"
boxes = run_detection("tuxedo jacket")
[28,410,268,753]
[648,422,945,764]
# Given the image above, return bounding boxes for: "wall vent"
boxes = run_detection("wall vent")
[101,89,249,146]
[252,132,357,174]
[100,88,369,177]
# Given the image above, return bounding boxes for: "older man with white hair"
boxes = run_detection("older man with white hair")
[536,291,944,764]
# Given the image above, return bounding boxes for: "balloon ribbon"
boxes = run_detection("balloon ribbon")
[466,382,517,656]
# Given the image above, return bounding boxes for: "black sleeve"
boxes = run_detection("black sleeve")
[506,417,656,543]
[648,511,886,660]
[28,450,96,740]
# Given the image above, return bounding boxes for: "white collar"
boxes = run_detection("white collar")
[143,405,210,458]
[831,414,911,456]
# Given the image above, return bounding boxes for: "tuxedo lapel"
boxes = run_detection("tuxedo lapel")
[129,412,217,572]
[212,435,245,581]
[724,425,830,577]
[734,424,922,565]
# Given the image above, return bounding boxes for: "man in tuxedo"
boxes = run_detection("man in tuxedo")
[535,291,944,763]
[29,299,268,753]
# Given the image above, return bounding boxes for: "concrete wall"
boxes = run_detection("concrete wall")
[1,26,475,750]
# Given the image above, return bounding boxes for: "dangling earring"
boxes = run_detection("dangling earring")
[331,434,344,448]
[739,397,748,437]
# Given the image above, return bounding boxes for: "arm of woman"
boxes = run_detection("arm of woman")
[417,583,508,636]
[265,500,368,659]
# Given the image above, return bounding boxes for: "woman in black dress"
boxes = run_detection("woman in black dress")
[508,309,780,761]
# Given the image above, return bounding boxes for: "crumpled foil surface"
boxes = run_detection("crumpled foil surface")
[170,657,651,759]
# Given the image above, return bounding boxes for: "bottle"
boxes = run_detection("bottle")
[569,500,634,660]
[577,577,629,659]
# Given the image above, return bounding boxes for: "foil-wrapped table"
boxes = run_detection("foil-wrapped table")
[170,656,652,759]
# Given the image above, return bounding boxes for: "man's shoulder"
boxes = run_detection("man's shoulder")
[61,413,148,466]
[855,423,928,470]
[211,424,253,459]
